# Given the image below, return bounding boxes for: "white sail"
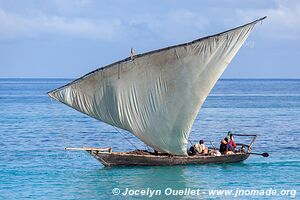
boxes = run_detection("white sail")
[49,17,266,155]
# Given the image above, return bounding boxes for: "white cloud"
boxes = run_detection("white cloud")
[0,9,121,40]
[1,0,300,42]
[0,7,210,43]
[236,0,300,40]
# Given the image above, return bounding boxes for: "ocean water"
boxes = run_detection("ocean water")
[0,78,299,199]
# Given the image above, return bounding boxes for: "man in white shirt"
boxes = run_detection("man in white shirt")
[194,140,208,154]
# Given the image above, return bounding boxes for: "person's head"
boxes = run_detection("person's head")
[199,140,204,144]
[221,139,227,144]
[224,137,228,143]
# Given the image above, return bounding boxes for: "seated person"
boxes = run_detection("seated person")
[188,146,196,155]
[219,138,233,154]
[194,140,209,154]
[228,134,237,150]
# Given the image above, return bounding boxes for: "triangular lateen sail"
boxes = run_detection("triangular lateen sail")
[49,17,266,155]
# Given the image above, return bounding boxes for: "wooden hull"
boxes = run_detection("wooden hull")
[87,151,250,167]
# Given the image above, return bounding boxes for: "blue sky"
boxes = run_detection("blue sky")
[0,0,299,78]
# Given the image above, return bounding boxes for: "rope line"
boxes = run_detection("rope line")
[112,126,138,150]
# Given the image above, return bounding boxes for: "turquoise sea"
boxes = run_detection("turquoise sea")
[0,79,299,199]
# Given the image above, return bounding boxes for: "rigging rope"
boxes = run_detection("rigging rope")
[51,98,67,149]
[112,126,139,150]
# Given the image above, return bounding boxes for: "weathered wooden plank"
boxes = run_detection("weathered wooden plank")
[65,147,112,152]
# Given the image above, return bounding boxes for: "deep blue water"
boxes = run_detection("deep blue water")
[0,79,299,199]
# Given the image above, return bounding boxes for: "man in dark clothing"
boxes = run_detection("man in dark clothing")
[219,137,232,154]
